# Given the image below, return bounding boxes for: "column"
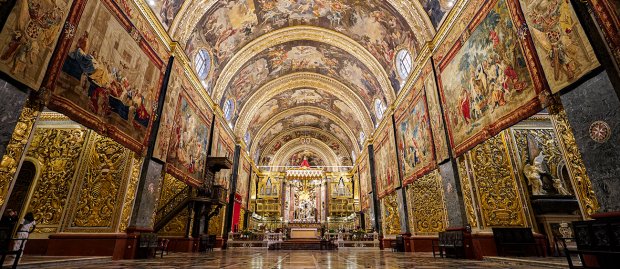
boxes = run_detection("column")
[222,145,241,245]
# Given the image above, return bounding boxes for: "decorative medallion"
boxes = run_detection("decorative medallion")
[589,121,611,143]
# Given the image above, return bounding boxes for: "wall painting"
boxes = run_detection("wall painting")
[374,120,399,198]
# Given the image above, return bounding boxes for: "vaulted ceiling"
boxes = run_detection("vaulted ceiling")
[146,0,456,168]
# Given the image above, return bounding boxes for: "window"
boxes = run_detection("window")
[375,99,386,120]
[223,99,234,121]
[194,49,211,80]
[396,49,413,80]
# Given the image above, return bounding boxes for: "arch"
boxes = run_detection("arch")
[271,138,341,170]
[234,72,374,138]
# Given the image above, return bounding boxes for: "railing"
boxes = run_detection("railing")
[324,232,379,248]
[227,232,283,248]
[154,186,191,225]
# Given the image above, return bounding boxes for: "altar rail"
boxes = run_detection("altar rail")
[325,232,380,248]
[227,232,283,248]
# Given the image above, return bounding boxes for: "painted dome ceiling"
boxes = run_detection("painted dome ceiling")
[145,0,455,169]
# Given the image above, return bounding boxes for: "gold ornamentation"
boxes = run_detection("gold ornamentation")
[0,100,42,206]
[468,132,526,227]
[157,174,188,210]
[552,109,600,217]
[381,192,401,236]
[119,156,143,232]
[457,156,479,228]
[26,127,87,228]
[208,209,224,236]
[161,207,188,235]
[71,134,132,228]
[407,170,448,234]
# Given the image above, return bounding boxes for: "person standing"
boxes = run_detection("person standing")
[11,212,35,256]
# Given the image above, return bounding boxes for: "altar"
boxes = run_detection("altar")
[290,228,318,239]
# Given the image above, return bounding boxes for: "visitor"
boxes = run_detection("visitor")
[11,212,36,260]
[0,209,18,251]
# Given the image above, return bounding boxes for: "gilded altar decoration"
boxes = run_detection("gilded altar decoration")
[406,170,448,234]
[423,61,450,163]
[0,0,73,89]
[457,156,479,228]
[44,0,165,154]
[119,156,142,232]
[25,127,87,229]
[518,0,599,93]
[381,192,401,236]
[552,109,600,217]
[0,99,41,206]
[374,120,399,198]
[394,76,435,185]
[165,92,212,185]
[436,0,545,156]
[211,119,235,193]
[70,133,132,229]
[468,132,526,227]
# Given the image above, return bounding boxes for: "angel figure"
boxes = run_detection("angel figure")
[523,151,546,195]
[552,177,571,195]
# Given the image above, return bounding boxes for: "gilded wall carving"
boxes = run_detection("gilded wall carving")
[239,208,246,231]
[552,109,600,217]
[468,132,526,227]
[208,210,224,236]
[0,100,41,206]
[26,127,87,230]
[456,156,479,228]
[160,207,188,236]
[119,156,143,232]
[70,134,132,229]
[406,170,448,234]
[157,173,188,210]
[381,192,401,236]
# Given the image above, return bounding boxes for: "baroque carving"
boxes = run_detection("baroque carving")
[161,207,188,236]
[71,134,132,228]
[552,109,600,217]
[407,170,448,234]
[381,192,401,236]
[0,100,41,206]
[119,156,143,232]
[457,156,479,228]
[26,127,87,228]
[468,132,526,227]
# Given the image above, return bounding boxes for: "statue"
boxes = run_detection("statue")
[552,177,571,195]
[523,151,546,195]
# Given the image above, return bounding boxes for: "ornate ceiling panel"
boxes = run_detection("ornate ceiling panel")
[234,72,374,137]
[258,127,352,169]
[251,107,358,156]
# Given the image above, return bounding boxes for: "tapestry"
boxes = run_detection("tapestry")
[374,120,399,198]
[394,84,435,185]
[518,0,599,93]
[153,60,182,161]
[423,62,449,162]
[211,119,235,192]
[237,155,250,208]
[436,0,543,156]
[359,153,370,210]
[165,93,212,185]
[0,0,73,89]
[45,0,165,153]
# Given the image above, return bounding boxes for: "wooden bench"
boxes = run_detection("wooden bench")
[557,218,620,268]
[432,230,465,258]
[492,228,542,257]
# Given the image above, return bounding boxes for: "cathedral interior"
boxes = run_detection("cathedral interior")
[0,0,619,268]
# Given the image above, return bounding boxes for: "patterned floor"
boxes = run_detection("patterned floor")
[35,249,561,269]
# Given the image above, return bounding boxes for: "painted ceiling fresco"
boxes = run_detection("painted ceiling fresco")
[258,127,353,168]
[285,149,326,167]
[147,0,188,29]
[253,111,356,156]
[219,41,386,125]
[419,0,456,29]
[184,0,418,93]
[245,87,367,138]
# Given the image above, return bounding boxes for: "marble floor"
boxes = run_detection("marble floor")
[27,249,564,269]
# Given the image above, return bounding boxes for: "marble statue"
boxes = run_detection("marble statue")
[523,151,546,195]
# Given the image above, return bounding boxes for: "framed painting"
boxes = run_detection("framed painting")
[435,0,546,156]
[165,92,212,186]
[373,120,399,198]
[0,0,74,90]
[395,85,436,186]
[44,0,166,154]
[518,0,599,93]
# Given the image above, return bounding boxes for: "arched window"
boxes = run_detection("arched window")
[194,49,211,80]
[375,99,386,120]
[396,49,413,80]
[223,99,234,121]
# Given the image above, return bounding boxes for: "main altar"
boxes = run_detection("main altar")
[284,158,325,239]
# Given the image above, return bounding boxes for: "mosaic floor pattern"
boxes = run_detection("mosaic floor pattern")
[37,249,561,269]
